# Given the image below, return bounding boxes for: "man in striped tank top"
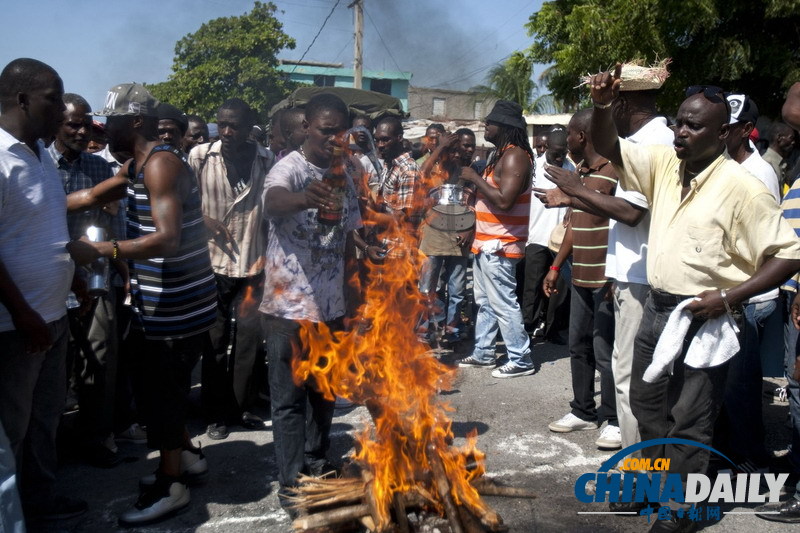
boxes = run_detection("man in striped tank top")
[456,100,536,378]
[81,84,217,526]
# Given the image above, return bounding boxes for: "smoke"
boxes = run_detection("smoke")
[362,0,527,90]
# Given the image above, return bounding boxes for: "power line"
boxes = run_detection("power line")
[363,5,408,78]
[289,0,343,74]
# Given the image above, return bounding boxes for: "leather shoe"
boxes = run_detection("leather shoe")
[241,412,264,430]
[206,423,229,440]
[756,497,800,523]
[609,499,652,513]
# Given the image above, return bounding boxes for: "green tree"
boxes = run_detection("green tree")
[148,2,296,122]
[526,0,800,117]
[472,52,535,111]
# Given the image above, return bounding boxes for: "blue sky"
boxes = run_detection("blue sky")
[0,0,544,112]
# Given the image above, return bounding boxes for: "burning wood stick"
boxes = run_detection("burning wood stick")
[392,492,411,533]
[426,443,466,533]
[471,477,538,499]
[292,503,371,530]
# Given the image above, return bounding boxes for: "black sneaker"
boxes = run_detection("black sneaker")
[120,475,190,526]
[647,509,698,532]
[241,411,264,430]
[756,498,800,523]
[491,362,536,378]
[457,356,494,368]
[206,422,229,440]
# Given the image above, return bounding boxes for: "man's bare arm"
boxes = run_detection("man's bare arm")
[589,63,623,167]
[66,175,128,213]
[461,147,530,211]
[266,180,337,217]
[70,153,191,263]
[686,256,800,318]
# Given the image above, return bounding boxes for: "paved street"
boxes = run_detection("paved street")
[48,338,795,532]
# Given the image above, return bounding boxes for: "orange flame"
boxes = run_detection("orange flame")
[293,147,489,527]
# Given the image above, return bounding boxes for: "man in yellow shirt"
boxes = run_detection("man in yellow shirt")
[589,65,800,532]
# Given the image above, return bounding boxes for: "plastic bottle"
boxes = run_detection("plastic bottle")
[317,146,347,226]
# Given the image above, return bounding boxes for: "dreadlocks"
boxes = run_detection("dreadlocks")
[485,124,535,175]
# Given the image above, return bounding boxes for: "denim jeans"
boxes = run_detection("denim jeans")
[262,314,336,500]
[0,418,24,533]
[630,290,739,481]
[783,291,800,480]
[715,298,779,465]
[569,284,616,424]
[469,252,533,368]
[419,255,468,332]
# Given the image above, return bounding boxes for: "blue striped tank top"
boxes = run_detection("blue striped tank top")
[126,145,217,340]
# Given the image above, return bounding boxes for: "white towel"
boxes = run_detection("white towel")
[642,297,740,383]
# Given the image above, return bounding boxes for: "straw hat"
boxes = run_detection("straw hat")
[580,58,671,92]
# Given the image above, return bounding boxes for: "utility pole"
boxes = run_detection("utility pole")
[350,0,363,89]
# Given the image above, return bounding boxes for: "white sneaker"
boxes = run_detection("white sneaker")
[595,424,622,449]
[140,447,208,489]
[119,479,189,526]
[548,413,599,433]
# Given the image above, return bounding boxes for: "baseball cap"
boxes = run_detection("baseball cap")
[93,83,160,117]
[726,93,759,125]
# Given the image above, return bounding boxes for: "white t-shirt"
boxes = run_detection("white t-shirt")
[0,128,74,332]
[605,116,674,284]
[260,150,362,322]
[740,148,781,303]
[527,153,575,247]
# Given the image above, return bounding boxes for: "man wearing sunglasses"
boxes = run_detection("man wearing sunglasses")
[589,64,800,532]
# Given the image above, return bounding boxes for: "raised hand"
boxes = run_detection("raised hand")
[589,63,622,107]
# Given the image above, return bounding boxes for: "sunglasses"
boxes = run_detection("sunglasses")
[685,85,731,120]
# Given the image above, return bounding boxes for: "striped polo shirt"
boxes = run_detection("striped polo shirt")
[471,146,532,258]
[781,180,800,292]
[571,159,618,288]
[127,145,217,340]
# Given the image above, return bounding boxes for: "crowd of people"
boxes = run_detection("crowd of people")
[1,54,800,533]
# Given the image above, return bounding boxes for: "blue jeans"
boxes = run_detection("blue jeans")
[783,291,800,485]
[419,255,467,332]
[0,418,24,533]
[262,314,336,502]
[716,298,779,465]
[469,252,533,368]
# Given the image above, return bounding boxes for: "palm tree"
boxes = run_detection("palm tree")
[471,52,534,111]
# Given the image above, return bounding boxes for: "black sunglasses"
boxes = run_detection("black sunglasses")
[685,85,731,120]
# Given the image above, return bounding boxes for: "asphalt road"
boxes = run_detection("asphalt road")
[46,338,795,533]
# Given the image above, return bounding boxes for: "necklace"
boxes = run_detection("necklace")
[298,146,319,181]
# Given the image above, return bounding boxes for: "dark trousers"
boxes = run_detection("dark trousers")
[202,273,265,422]
[263,314,335,498]
[0,316,68,512]
[67,289,118,443]
[568,284,616,424]
[522,243,569,334]
[630,290,737,480]
[128,329,206,450]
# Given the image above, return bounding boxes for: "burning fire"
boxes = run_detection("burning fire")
[292,145,491,528]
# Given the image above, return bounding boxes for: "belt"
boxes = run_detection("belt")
[649,288,694,306]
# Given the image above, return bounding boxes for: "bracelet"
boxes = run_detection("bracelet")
[719,289,733,315]
[549,265,560,272]
[111,239,119,260]
[593,100,614,110]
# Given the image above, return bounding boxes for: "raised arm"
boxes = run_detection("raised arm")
[265,180,335,217]
[540,164,646,226]
[589,63,623,167]
[66,175,128,212]
[460,147,531,211]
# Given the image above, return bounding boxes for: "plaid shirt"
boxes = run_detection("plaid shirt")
[47,145,116,240]
[376,152,420,211]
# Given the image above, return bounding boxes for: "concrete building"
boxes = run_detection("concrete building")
[407,87,497,122]
[277,60,412,111]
